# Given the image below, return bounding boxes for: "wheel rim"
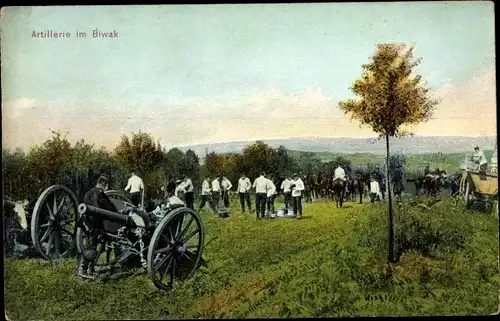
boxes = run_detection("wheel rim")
[30,185,79,260]
[147,207,204,291]
[105,190,133,211]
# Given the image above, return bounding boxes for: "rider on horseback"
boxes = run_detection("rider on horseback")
[333,166,347,183]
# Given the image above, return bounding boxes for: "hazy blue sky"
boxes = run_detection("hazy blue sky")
[1,2,496,150]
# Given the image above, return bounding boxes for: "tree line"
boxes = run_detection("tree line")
[2,131,408,202]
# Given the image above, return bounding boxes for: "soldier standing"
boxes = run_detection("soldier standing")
[124,169,144,207]
[253,171,269,220]
[221,175,233,208]
[237,173,252,213]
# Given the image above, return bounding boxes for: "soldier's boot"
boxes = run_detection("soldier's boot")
[76,258,95,280]
[87,261,96,278]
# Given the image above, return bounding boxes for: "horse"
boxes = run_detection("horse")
[422,170,447,196]
[349,179,365,204]
[406,177,424,196]
[310,174,321,200]
[331,179,345,208]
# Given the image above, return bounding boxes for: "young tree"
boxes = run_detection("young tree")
[339,43,439,263]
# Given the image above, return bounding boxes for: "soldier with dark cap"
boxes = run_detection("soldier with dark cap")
[77,174,120,280]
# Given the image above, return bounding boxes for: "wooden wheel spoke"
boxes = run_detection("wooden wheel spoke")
[181,252,194,263]
[40,223,50,228]
[160,234,171,245]
[159,256,174,281]
[181,228,199,244]
[45,203,55,219]
[169,258,177,285]
[40,226,53,243]
[156,246,172,254]
[175,216,184,239]
[53,196,58,219]
[56,196,68,214]
[46,232,54,256]
[155,252,172,271]
[177,216,194,241]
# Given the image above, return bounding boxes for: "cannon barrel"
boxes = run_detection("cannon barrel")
[77,204,137,228]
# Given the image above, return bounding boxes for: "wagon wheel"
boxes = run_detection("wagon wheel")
[30,185,79,260]
[147,207,204,291]
[105,190,134,211]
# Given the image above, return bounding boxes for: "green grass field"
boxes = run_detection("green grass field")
[4,196,499,319]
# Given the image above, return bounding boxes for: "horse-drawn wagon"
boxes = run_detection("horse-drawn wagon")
[4,184,205,290]
[458,170,498,213]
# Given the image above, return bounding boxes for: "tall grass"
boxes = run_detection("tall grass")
[4,197,499,319]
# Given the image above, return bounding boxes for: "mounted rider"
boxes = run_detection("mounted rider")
[333,165,347,183]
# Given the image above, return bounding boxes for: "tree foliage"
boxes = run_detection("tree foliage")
[339,43,439,138]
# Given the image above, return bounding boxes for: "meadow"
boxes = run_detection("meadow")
[4,195,499,320]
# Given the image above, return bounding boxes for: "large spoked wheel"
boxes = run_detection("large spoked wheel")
[30,185,79,260]
[147,207,204,291]
[105,190,133,211]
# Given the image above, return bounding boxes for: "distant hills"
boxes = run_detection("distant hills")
[176,136,497,157]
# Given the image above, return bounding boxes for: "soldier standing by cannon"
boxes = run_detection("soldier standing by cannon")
[77,174,119,280]
[221,175,233,208]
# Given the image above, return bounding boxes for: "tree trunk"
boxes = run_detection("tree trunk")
[386,135,395,263]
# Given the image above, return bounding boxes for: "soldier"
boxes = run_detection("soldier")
[182,175,195,210]
[237,173,252,213]
[77,174,119,280]
[199,176,215,213]
[253,171,269,220]
[291,173,305,219]
[124,169,144,207]
[281,174,293,210]
[473,146,488,175]
[221,175,233,208]
[211,175,221,211]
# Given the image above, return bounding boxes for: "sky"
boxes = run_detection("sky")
[1,2,496,151]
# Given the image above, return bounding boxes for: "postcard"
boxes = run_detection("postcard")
[2,3,498,319]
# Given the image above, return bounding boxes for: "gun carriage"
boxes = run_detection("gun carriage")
[4,184,205,290]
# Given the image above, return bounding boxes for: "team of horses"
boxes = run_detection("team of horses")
[287,169,461,209]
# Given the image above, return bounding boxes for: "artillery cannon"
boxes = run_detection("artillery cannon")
[5,184,205,290]
[76,199,205,290]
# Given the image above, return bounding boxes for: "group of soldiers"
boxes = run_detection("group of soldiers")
[196,172,306,220]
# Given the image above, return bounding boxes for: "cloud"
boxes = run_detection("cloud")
[2,69,496,151]
[413,69,496,136]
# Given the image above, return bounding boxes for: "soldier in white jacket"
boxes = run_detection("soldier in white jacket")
[237,174,252,213]
[266,177,277,216]
[291,173,305,219]
[221,176,233,208]
[199,176,215,213]
[280,174,293,210]
[369,176,381,203]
